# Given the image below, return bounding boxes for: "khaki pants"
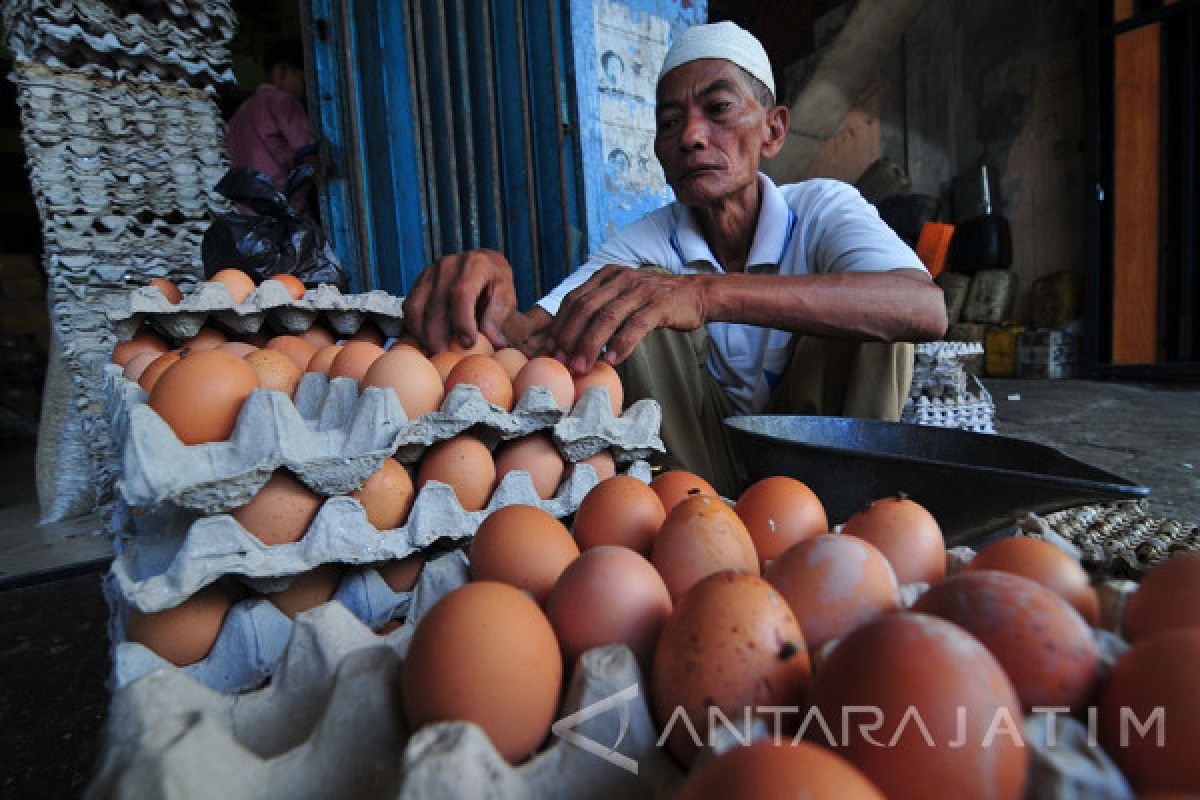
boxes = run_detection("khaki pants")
[616,328,913,497]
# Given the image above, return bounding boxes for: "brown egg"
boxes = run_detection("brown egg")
[492,347,529,380]
[765,534,900,652]
[574,450,616,481]
[362,346,445,418]
[124,583,231,666]
[231,470,324,545]
[328,341,385,383]
[217,342,258,358]
[299,325,337,350]
[207,268,257,304]
[1123,551,1200,644]
[391,334,424,352]
[546,545,671,667]
[651,469,718,514]
[306,344,343,374]
[245,349,302,396]
[265,564,341,619]
[653,572,811,765]
[1099,629,1200,793]
[675,740,885,800]
[112,329,169,366]
[148,277,182,304]
[350,458,414,531]
[573,361,623,415]
[264,273,306,300]
[968,536,1099,625]
[809,613,1027,800]
[494,435,565,499]
[345,323,385,346]
[447,334,495,356]
[651,494,759,601]
[378,553,425,593]
[469,505,579,603]
[914,571,1099,711]
[841,495,945,585]
[266,335,318,371]
[445,354,514,410]
[513,356,575,409]
[402,581,562,763]
[573,475,665,554]
[148,349,259,444]
[138,350,181,392]
[735,476,829,567]
[416,435,496,511]
[122,350,160,383]
[180,327,228,351]
[429,351,464,382]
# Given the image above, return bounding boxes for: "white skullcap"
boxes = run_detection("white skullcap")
[657,21,775,99]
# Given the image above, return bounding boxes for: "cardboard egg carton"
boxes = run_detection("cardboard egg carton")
[107,282,406,340]
[104,367,664,513]
[111,460,653,614]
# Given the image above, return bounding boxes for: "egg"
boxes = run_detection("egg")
[967,536,1099,625]
[735,476,828,567]
[429,351,464,382]
[545,545,671,667]
[124,583,231,666]
[514,356,575,409]
[468,505,579,603]
[1099,629,1200,792]
[913,570,1099,711]
[122,350,161,383]
[329,341,385,382]
[809,613,1027,800]
[416,435,496,511]
[347,323,385,346]
[299,325,337,350]
[652,494,759,601]
[207,268,257,304]
[112,329,169,366]
[265,564,341,618]
[675,741,884,800]
[148,349,259,444]
[494,435,565,499]
[137,350,180,392]
[362,346,445,418]
[573,361,623,415]
[447,334,495,356]
[180,326,228,351]
[1122,551,1200,644]
[572,475,665,554]
[231,470,324,545]
[445,354,514,410]
[266,335,318,371]
[493,347,528,380]
[841,495,945,585]
[244,349,302,396]
[765,534,899,652]
[402,581,562,763]
[149,277,182,304]
[307,344,343,374]
[264,273,306,300]
[217,342,258,358]
[653,572,811,764]
[350,458,414,531]
[377,553,425,593]
[651,470,718,513]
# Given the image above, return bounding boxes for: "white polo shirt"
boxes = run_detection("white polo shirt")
[537,175,926,414]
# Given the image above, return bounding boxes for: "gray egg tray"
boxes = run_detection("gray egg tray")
[106,281,405,340]
[111,460,652,613]
[104,366,664,513]
[90,551,685,800]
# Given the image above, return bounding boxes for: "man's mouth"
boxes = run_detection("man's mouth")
[680,165,722,180]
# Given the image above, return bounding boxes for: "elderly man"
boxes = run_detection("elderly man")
[404,22,947,495]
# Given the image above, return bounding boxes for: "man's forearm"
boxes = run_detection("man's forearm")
[698,269,947,342]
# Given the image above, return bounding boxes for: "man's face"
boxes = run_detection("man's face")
[277,64,306,99]
[654,59,783,207]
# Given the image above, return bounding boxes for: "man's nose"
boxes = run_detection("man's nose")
[679,112,707,150]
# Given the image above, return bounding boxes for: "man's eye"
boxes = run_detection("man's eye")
[709,101,732,114]
[657,118,679,131]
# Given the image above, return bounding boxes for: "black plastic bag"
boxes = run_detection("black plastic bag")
[202,166,347,291]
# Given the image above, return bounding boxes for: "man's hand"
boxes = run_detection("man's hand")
[402,249,519,353]
[545,266,709,373]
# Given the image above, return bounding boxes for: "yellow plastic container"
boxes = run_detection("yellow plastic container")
[984,322,1027,377]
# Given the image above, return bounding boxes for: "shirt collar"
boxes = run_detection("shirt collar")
[670,173,795,274]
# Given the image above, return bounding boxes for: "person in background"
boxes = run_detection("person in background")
[226,38,317,216]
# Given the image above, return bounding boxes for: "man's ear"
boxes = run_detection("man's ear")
[761,104,789,160]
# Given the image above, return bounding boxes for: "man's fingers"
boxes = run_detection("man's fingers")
[479,282,517,349]
[604,305,663,365]
[565,289,649,372]
[548,267,629,362]
[422,254,459,352]
[401,271,432,345]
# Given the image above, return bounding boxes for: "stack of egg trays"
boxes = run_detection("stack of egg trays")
[102,363,663,693]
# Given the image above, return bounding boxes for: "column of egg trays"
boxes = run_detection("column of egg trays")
[4,0,233,519]
[901,341,996,433]
[102,361,664,694]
